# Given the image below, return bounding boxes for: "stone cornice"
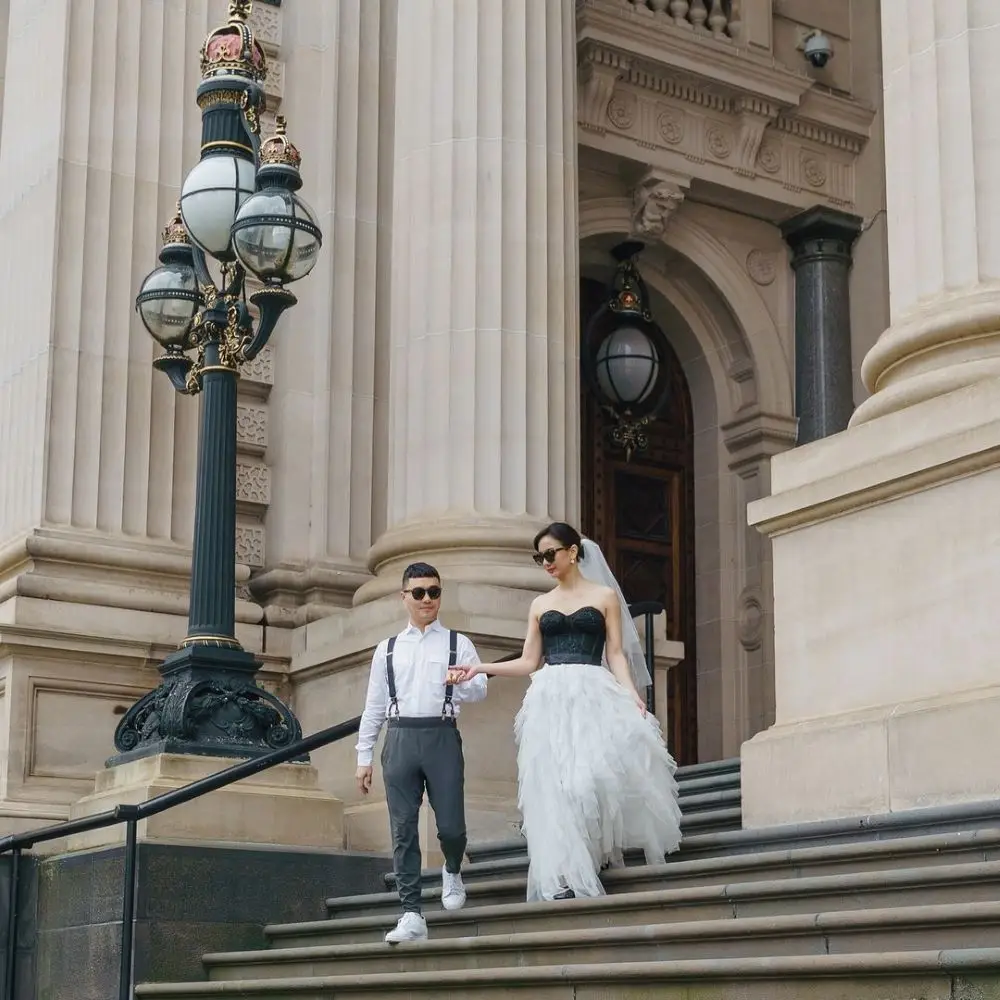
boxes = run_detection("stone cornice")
[577,1,875,157]
[578,1,813,108]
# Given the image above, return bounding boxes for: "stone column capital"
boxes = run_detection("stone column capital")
[780,206,863,264]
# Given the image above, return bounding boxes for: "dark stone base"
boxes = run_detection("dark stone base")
[7,842,387,1000]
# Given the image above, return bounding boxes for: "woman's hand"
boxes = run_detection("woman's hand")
[631,688,648,717]
[447,664,483,684]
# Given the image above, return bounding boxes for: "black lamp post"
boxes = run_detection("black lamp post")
[111,0,322,765]
[582,241,670,460]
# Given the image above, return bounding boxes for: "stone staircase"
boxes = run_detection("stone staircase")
[135,758,1000,998]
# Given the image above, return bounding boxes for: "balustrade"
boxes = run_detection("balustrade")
[626,0,741,43]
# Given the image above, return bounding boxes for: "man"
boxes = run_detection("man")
[355,562,487,944]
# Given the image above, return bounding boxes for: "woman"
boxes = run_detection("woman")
[453,522,682,902]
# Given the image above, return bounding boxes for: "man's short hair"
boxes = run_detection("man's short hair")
[402,562,440,588]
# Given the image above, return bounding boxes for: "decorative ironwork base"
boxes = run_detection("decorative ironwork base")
[108,644,304,767]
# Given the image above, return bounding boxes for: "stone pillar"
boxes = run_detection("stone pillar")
[851,1,1000,426]
[247,0,392,623]
[741,1,1000,829]
[354,0,580,603]
[781,207,862,445]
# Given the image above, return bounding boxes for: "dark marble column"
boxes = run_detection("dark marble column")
[780,206,863,445]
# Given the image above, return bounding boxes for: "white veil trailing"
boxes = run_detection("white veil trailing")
[578,538,653,692]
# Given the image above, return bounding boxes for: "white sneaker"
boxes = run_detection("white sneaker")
[440,865,467,911]
[384,912,428,944]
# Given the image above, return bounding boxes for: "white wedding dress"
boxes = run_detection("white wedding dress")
[514,604,683,902]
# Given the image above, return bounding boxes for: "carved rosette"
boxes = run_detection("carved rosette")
[746,249,777,286]
[737,585,765,651]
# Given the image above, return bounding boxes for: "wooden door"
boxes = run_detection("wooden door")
[579,278,698,765]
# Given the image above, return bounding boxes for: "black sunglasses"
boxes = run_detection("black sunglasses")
[404,586,442,601]
[532,546,568,566]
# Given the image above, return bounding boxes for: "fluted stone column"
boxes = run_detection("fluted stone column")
[355,0,580,603]
[781,207,862,445]
[248,0,393,622]
[852,0,1000,426]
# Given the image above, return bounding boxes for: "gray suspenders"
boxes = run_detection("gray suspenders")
[385,629,459,719]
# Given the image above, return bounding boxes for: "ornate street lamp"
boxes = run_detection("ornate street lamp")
[582,241,670,460]
[113,0,322,764]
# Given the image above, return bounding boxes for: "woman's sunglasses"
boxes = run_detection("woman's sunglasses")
[404,586,442,601]
[532,546,568,566]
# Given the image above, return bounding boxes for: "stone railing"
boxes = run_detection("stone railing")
[624,0,740,42]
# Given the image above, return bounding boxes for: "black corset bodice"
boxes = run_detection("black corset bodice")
[539,605,606,666]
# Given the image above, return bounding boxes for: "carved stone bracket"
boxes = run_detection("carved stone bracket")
[630,167,691,238]
[579,41,631,134]
[735,96,780,177]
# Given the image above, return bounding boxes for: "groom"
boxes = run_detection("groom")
[355,562,487,944]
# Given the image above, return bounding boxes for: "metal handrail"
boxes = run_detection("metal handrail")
[0,609,665,1000]
[1,714,362,1000]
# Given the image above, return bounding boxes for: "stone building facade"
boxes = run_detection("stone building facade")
[0,0,989,856]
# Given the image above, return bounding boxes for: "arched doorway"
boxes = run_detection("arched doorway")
[579,277,698,765]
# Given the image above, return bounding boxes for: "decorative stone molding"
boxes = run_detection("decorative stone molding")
[579,45,631,133]
[239,344,274,394]
[721,408,799,475]
[236,402,268,456]
[630,167,690,238]
[737,584,765,651]
[236,524,265,569]
[264,58,284,106]
[236,461,271,509]
[249,2,282,50]
[576,3,875,210]
[745,248,777,286]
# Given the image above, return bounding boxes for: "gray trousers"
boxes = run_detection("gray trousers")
[381,718,467,913]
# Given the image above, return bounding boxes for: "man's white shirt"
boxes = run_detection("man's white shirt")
[356,619,486,766]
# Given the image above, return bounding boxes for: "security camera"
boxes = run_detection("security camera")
[803,30,833,69]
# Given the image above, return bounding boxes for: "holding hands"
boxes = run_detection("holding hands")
[447,664,483,684]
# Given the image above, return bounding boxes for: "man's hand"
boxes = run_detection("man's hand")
[356,765,373,795]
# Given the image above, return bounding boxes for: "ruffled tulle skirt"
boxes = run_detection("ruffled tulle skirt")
[514,662,683,902]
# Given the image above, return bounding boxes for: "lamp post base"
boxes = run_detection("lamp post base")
[108,643,304,767]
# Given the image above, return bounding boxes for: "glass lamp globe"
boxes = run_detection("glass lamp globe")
[179,153,256,260]
[136,263,201,348]
[595,325,660,407]
[135,208,202,349]
[232,187,322,283]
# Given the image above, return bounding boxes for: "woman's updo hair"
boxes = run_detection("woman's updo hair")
[533,522,585,561]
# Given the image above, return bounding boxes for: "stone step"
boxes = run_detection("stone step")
[203,901,1000,980]
[133,948,1000,999]
[675,769,741,796]
[466,796,1000,866]
[673,786,742,813]
[275,858,1000,948]
[388,805,741,893]
[328,827,1000,918]
[464,759,742,866]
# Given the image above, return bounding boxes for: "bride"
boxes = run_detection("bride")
[452,521,682,901]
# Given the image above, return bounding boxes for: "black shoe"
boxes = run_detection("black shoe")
[553,887,576,900]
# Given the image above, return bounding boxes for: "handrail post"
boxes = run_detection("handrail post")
[3,848,19,1000]
[118,812,140,1000]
